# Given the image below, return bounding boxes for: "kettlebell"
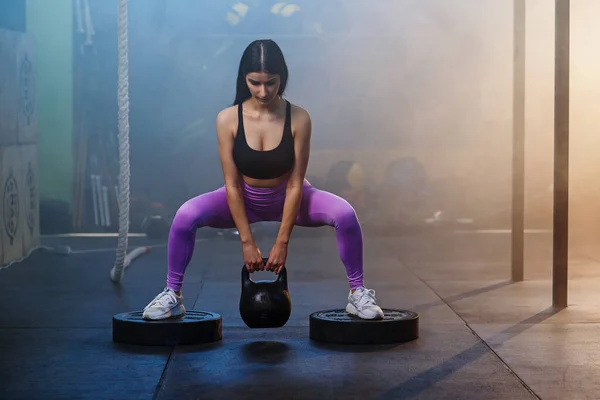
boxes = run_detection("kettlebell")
[239,258,292,329]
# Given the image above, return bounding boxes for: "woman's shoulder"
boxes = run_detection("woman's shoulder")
[288,101,311,122]
[286,101,311,138]
[215,104,239,128]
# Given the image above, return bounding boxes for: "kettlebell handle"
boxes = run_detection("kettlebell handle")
[241,257,287,285]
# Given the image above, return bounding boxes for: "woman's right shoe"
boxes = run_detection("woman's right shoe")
[142,288,186,320]
[346,286,384,320]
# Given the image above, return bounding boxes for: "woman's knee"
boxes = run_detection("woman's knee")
[331,198,360,231]
[171,200,203,231]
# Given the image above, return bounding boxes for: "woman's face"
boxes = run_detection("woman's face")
[246,72,281,104]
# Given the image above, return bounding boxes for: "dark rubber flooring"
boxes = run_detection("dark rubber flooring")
[0,228,536,399]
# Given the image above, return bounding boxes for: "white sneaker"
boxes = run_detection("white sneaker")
[346,286,384,320]
[142,288,186,320]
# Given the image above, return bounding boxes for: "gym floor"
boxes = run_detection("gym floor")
[1,227,598,399]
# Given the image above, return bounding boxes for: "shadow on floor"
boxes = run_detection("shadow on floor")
[411,280,515,313]
[376,307,558,400]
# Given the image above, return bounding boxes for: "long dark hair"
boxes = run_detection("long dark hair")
[233,39,289,105]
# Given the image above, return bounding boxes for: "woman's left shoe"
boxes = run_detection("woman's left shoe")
[346,286,385,320]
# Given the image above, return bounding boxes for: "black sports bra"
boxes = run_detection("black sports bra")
[232,100,295,180]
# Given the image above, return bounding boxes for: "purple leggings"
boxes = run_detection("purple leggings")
[166,179,364,292]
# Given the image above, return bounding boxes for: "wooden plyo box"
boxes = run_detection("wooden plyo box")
[0,29,18,146]
[0,28,37,146]
[20,144,39,252]
[0,144,39,266]
[0,145,23,265]
[16,31,37,144]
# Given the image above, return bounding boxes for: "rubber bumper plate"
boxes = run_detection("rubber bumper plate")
[309,308,419,345]
[112,310,222,346]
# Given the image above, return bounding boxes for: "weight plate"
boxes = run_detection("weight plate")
[309,308,419,345]
[112,310,222,346]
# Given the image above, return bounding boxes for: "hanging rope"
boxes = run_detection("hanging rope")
[110,0,131,283]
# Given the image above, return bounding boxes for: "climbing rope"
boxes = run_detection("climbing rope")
[110,0,131,283]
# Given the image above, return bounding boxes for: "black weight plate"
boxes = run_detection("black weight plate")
[309,308,419,345]
[112,310,222,346]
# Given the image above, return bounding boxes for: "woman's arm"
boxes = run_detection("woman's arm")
[275,106,312,245]
[216,108,255,246]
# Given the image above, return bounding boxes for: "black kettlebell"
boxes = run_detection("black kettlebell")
[239,257,291,329]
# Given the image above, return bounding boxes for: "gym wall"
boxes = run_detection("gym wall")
[26,0,74,206]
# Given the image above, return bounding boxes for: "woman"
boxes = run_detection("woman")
[143,39,384,321]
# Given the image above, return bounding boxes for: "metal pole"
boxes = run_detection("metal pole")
[553,0,570,308]
[512,0,526,282]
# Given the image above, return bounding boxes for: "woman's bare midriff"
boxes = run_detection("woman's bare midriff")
[241,172,290,188]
